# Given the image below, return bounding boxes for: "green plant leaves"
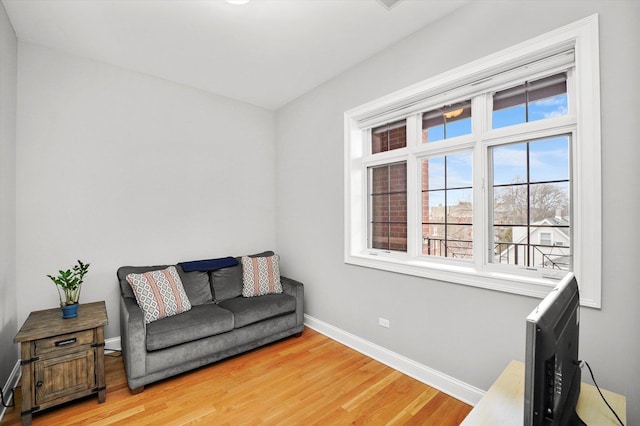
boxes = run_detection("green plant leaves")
[47,260,91,306]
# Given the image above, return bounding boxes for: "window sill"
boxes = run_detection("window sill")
[345,252,599,308]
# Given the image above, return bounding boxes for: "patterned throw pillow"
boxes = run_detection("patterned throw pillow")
[126,266,192,324]
[241,254,283,297]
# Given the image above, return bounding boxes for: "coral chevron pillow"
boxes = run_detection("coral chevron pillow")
[126,266,192,324]
[241,254,282,297]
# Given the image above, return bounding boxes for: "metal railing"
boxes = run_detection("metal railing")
[494,242,570,270]
[423,237,571,270]
[423,237,473,259]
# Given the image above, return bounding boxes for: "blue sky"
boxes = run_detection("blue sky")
[422,93,570,214]
[492,136,569,186]
[425,92,569,186]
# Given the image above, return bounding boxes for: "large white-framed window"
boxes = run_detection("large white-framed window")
[344,15,601,307]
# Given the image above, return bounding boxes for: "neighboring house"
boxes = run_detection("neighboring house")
[499,215,571,270]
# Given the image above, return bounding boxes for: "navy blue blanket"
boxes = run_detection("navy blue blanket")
[179,256,239,272]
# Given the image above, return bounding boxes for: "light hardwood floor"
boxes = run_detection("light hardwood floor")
[1,328,472,425]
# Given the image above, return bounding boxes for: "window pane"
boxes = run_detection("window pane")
[447,189,473,223]
[389,223,408,252]
[529,182,569,223]
[490,136,571,270]
[535,227,571,270]
[536,243,571,270]
[529,136,569,183]
[371,223,389,250]
[369,162,407,252]
[493,104,526,128]
[493,185,528,225]
[529,94,567,122]
[371,194,389,222]
[426,125,445,142]
[422,100,472,143]
[372,119,406,154]
[494,225,516,245]
[422,190,445,223]
[446,116,472,139]
[527,74,568,122]
[446,152,473,188]
[390,192,407,223]
[422,224,445,256]
[446,225,473,259]
[421,152,473,259]
[492,73,567,129]
[424,156,445,190]
[389,162,407,192]
[371,166,389,194]
[493,226,524,266]
[423,224,472,259]
[492,143,527,186]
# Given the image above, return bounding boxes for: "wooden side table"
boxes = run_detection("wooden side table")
[14,301,109,426]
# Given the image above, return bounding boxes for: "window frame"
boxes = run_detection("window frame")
[344,15,601,307]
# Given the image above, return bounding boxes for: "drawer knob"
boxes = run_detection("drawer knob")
[36,381,43,388]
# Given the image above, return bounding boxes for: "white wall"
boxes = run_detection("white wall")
[16,43,277,338]
[0,0,18,389]
[276,0,640,422]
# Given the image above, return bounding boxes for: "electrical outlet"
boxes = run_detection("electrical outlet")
[378,317,390,328]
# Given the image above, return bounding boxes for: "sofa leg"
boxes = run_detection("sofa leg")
[130,386,144,395]
[295,331,303,338]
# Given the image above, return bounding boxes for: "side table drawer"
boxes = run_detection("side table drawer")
[35,329,95,355]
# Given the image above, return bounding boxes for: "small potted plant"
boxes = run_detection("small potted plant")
[47,260,90,319]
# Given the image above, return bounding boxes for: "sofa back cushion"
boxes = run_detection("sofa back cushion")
[177,267,213,305]
[210,265,243,302]
[117,264,213,305]
[210,251,274,302]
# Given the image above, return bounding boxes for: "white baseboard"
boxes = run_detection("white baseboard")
[105,336,121,353]
[0,360,21,422]
[303,314,484,406]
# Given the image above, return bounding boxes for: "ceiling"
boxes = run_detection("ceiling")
[2,0,469,110]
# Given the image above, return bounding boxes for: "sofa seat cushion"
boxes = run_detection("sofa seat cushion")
[146,303,234,351]
[218,293,296,329]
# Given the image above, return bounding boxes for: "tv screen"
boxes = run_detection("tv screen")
[524,273,584,426]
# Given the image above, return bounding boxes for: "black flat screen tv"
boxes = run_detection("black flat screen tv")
[524,273,585,426]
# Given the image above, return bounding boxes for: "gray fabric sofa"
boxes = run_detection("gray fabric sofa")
[117,253,304,392]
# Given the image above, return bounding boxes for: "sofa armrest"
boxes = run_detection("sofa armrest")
[120,296,147,382]
[281,276,304,326]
